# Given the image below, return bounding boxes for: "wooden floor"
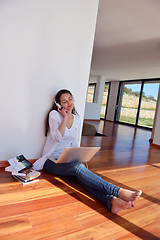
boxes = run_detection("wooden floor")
[0,121,160,240]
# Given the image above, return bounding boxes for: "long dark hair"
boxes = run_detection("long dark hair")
[45,89,78,136]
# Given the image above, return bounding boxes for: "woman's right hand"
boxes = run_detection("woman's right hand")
[58,108,68,137]
[58,107,68,120]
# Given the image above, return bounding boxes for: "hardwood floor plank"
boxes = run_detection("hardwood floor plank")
[0,215,32,236]
[142,218,160,238]
[55,220,132,240]
[27,201,103,227]
[116,219,160,240]
[74,208,115,229]
[0,193,79,218]
[0,176,87,208]
[97,165,160,183]
[0,217,82,240]
[116,233,149,240]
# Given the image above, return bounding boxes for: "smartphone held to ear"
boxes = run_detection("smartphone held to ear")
[55,101,63,110]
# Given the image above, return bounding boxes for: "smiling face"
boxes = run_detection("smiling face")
[60,93,74,112]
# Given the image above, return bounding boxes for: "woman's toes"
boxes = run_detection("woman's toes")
[111,197,135,214]
[133,190,142,200]
[119,189,142,201]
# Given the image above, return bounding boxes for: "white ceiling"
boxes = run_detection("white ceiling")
[91,0,160,81]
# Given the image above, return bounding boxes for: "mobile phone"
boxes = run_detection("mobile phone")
[55,101,63,110]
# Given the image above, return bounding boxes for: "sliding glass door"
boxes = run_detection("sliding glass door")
[116,80,160,128]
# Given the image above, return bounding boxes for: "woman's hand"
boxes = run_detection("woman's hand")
[58,108,68,137]
[58,107,68,119]
[57,108,68,137]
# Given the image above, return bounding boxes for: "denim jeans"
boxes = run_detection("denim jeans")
[44,159,120,211]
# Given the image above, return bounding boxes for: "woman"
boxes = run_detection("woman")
[33,89,142,214]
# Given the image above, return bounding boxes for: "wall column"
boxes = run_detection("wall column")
[151,84,160,146]
[106,81,119,121]
[84,75,105,120]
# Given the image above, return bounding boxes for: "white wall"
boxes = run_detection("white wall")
[0,0,99,160]
[88,75,98,84]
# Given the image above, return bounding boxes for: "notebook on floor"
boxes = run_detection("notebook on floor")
[56,147,100,164]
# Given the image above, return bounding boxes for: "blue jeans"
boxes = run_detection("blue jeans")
[44,160,120,211]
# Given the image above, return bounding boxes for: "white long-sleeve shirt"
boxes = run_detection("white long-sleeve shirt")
[33,110,81,170]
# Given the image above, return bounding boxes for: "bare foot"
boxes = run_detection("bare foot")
[111,197,135,214]
[118,189,142,202]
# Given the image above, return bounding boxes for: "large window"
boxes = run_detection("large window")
[86,83,96,103]
[116,80,160,128]
[100,82,110,119]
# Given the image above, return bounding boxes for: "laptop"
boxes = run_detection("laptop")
[56,147,100,164]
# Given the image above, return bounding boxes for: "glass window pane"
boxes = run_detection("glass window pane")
[119,84,141,124]
[87,84,96,103]
[100,83,109,119]
[138,83,159,127]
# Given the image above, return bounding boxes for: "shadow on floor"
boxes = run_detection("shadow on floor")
[42,170,159,240]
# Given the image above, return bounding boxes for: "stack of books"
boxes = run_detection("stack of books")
[5,155,41,185]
